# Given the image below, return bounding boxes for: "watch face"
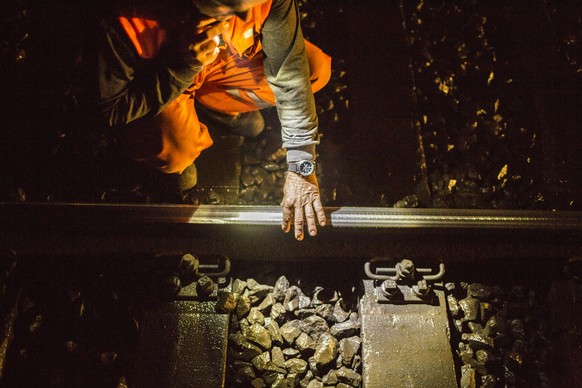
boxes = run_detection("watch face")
[299,161,314,175]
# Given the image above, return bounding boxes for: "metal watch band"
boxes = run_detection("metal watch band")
[288,162,301,174]
[288,160,315,176]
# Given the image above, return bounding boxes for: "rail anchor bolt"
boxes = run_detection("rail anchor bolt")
[396,259,416,281]
[413,279,430,298]
[381,279,399,299]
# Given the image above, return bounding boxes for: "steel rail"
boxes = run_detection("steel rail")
[2,202,582,229]
[1,202,581,260]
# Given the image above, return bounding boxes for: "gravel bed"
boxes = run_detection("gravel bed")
[404,0,544,209]
[403,0,582,210]
[447,282,553,387]
[0,252,577,387]
[224,274,362,387]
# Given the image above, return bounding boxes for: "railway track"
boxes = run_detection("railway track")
[0,0,580,385]
[0,204,581,387]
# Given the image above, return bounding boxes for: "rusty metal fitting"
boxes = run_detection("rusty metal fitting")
[196,275,216,297]
[412,279,430,298]
[396,259,416,280]
[381,279,399,299]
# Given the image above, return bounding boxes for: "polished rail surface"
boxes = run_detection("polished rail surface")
[1,203,580,260]
[2,202,582,229]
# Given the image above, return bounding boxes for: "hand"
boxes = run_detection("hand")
[281,172,326,240]
[178,19,229,70]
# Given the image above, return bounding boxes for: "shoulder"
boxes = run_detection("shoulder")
[268,0,294,13]
[105,0,189,59]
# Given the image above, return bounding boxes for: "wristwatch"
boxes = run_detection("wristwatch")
[288,160,316,176]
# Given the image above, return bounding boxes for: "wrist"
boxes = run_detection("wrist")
[286,145,316,163]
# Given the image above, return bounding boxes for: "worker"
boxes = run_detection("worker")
[98,0,331,240]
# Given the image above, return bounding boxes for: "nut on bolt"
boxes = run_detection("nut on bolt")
[413,279,430,297]
[381,279,399,299]
[196,275,216,297]
[396,259,416,280]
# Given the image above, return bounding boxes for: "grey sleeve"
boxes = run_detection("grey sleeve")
[261,0,319,162]
[97,18,200,127]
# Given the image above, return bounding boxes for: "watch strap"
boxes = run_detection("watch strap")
[288,162,301,174]
[288,160,315,176]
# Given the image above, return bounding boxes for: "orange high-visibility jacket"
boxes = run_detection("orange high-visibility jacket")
[99,0,330,173]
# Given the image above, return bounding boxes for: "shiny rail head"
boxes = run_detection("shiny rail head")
[1,202,582,230]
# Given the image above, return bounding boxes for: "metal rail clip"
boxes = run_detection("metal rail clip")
[364,258,445,304]
[172,253,231,300]
[194,253,231,278]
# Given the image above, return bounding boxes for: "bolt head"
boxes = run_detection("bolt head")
[381,280,399,298]
[413,279,430,297]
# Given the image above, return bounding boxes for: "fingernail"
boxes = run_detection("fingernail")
[310,230,316,236]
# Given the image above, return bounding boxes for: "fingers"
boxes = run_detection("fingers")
[190,24,222,52]
[196,18,221,28]
[193,39,217,55]
[304,202,317,237]
[294,205,304,241]
[197,40,219,64]
[313,196,326,226]
[281,200,292,233]
[179,20,228,67]
[196,20,228,43]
